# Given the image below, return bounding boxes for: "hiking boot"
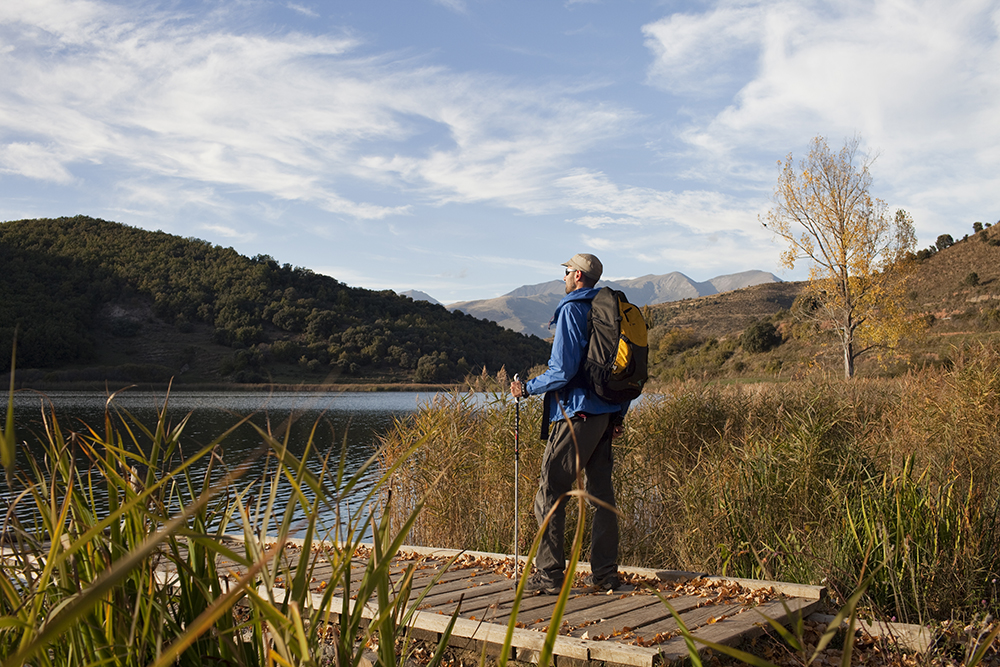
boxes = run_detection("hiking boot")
[523,573,561,595]
[584,573,622,592]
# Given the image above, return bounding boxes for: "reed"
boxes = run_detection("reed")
[380,343,1000,623]
[0,386,453,666]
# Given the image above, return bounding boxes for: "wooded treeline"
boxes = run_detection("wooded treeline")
[0,216,549,382]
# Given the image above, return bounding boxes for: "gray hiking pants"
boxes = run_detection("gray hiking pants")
[533,412,619,585]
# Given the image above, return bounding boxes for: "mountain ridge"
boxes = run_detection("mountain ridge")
[443,269,781,337]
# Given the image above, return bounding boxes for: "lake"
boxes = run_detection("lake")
[3,390,442,538]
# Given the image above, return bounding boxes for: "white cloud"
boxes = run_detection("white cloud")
[199,222,256,242]
[642,0,1000,241]
[643,3,765,96]
[571,215,644,229]
[645,1,1000,153]
[0,1,637,226]
[0,142,75,182]
[286,3,318,18]
[557,169,766,234]
[432,0,468,14]
[356,78,634,213]
[583,225,782,278]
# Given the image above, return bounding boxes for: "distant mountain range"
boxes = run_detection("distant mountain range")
[404,270,782,337]
[397,289,442,305]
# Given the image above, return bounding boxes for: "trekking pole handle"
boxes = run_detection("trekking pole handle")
[513,374,520,449]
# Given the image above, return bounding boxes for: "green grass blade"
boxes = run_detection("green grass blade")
[657,596,705,667]
[754,600,804,653]
[968,622,1000,667]
[1,333,17,474]
[810,573,873,661]
[5,459,255,667]
[149,539,285,667]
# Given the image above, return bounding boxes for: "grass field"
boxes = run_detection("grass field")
[380,343,1000,627]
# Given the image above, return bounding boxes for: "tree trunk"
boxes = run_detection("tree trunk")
[843,339,854,379]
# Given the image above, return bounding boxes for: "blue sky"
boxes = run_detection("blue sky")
[2,0,998,304]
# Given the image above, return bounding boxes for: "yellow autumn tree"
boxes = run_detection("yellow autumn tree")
[763,135,919,379]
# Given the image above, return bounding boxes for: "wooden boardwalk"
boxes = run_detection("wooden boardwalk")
[195,537,825,667]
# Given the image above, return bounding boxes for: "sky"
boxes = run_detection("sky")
[1,0,998,304]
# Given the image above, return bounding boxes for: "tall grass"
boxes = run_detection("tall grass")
[380,344,1000,623]
[0,387,453,666]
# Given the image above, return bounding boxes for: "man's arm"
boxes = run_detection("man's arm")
[523,301,588,396]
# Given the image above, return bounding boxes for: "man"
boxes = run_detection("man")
[510,253,628,594]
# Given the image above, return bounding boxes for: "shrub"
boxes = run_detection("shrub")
[414,352,454,383]
[651,327,702,363]
[270,339,300,362]
[383,348,1000,621]
[740,319,782,353]
[110,317,141,337]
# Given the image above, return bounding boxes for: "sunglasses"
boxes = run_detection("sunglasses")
[565,267,578,276]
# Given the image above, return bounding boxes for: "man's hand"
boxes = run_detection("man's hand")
[612,424,624,439]
[510,380,526,399]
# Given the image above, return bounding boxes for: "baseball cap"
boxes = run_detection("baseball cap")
[562,253,603,282]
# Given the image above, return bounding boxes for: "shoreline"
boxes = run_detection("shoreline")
[10,380,467,393]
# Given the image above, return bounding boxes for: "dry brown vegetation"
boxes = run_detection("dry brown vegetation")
[643,223,1000,383]
[382,342,1000,625]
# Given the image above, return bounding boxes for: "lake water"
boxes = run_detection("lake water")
[3,390,442,538]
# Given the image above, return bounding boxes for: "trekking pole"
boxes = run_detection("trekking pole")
[513,373,521,580]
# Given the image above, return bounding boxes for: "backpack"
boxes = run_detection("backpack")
[580,287,648,403]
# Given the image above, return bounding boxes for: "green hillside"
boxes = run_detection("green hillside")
[4,215,998,388]
[0,216,550,386]
[642,221,1000,382]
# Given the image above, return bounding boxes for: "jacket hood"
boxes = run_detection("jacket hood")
[548,286,600,329]
[558,286,600,306]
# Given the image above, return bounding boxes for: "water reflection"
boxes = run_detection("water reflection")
[4,391,439,538]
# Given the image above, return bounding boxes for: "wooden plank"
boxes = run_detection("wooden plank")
[183,538,831,667]
[395,562,480,586]
[414,574,514,599]
[523,593,661,635]
[476,589,607,627]
[436,586,567,621]
[652,597,823,662]
[570,594,702,641]
[696,597,822,646]
[407,570,508,601]
[808,613,933,653]
[567,595,663,638]
[410,569,510,598]
[586,640,661,667]
[401,606,594,662]
[631,599,746,642]
[653,570,826,600]
[556,594,663,631]
[417,580,519,616]
[417,586,523,619]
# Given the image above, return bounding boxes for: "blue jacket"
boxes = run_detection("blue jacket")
[525,287,629,424]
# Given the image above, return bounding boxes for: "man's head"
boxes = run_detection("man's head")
[562,253,602,293]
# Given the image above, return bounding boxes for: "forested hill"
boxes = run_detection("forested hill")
[0,216,550,385]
